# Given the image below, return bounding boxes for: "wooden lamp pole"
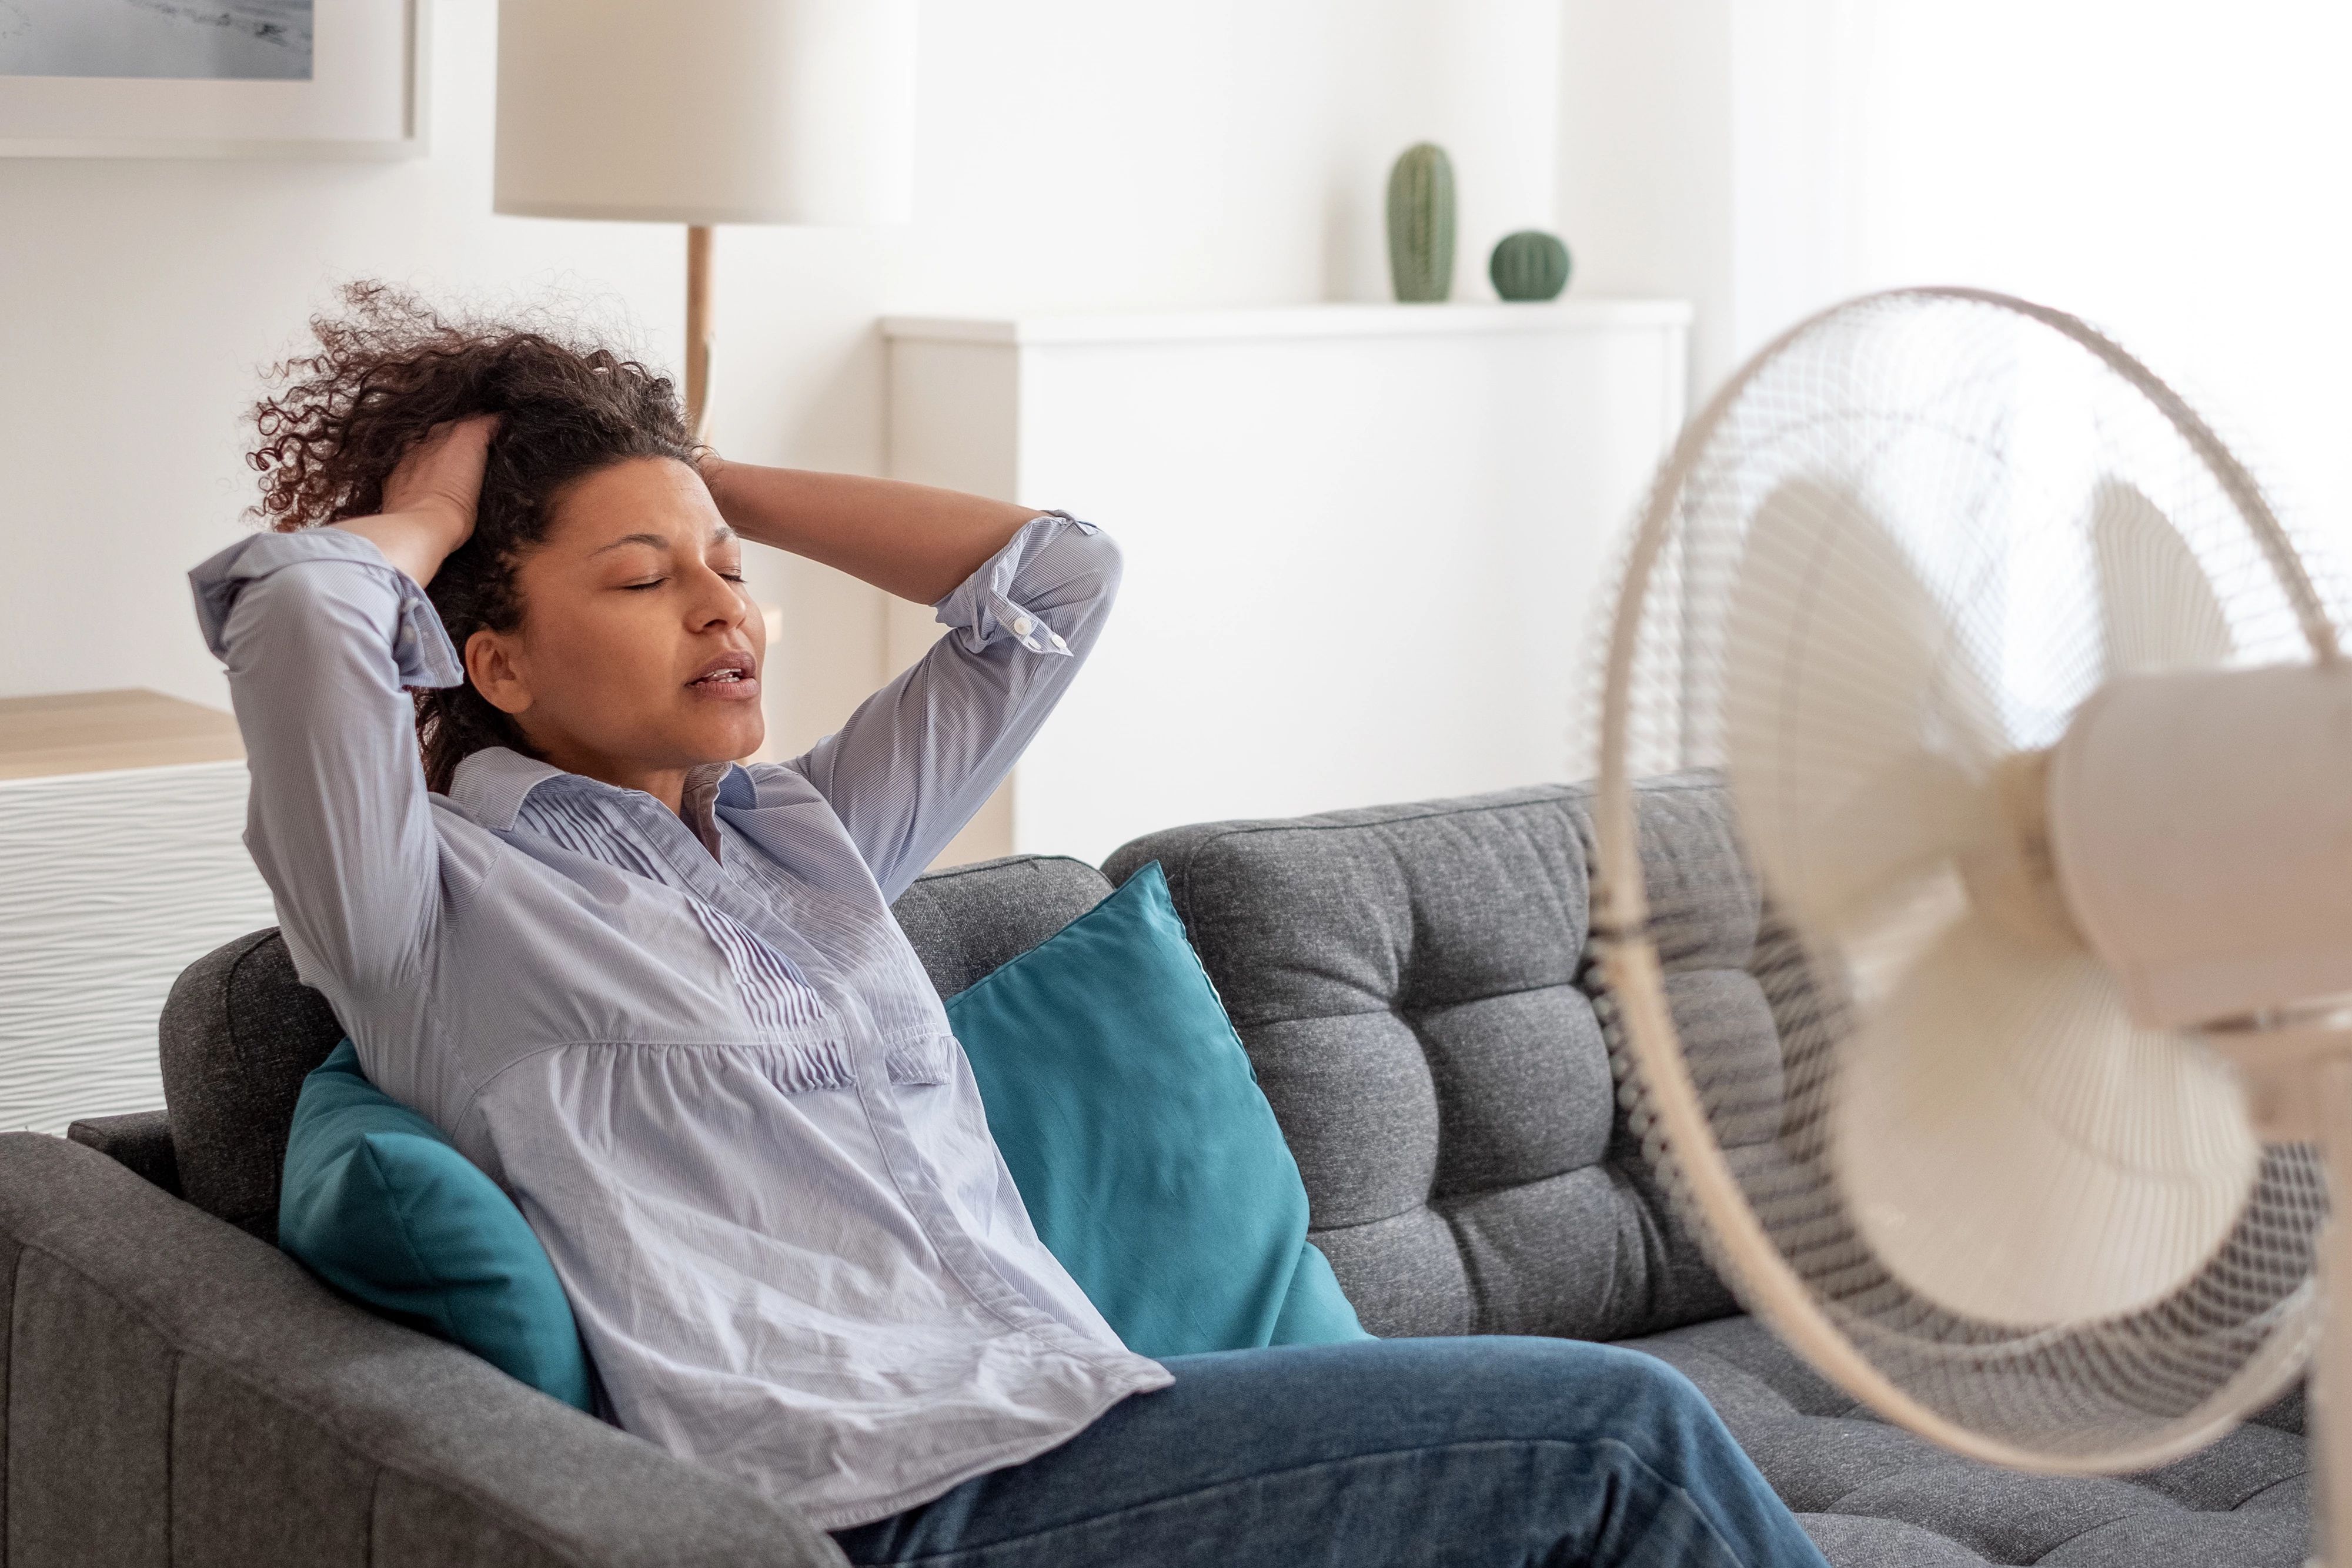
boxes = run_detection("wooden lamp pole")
[686,225,716,445]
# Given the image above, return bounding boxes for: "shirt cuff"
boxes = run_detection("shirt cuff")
[189,528,465,690]
[930,510,1100,657]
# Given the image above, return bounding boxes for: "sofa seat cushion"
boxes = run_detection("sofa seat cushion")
[1620,1314,2308,1567]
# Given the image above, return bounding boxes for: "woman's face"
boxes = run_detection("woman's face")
[465,456,766,797]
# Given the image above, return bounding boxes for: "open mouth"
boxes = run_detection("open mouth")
[687,651,757,690]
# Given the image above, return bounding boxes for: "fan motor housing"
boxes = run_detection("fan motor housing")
[2051,661,2352,1031]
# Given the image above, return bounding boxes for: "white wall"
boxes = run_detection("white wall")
[0,0,1562,757]
[1555,0,1735,392]
[1821,1,2352,574]
[1556,0,2352,580]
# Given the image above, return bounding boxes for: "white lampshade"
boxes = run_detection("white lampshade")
[495,0,917,226]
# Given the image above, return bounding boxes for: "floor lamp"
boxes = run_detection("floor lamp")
[493,0,918,443]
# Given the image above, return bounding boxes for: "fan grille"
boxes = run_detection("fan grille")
[1591,288,2334,1467]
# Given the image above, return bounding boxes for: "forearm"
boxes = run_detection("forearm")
[326,510,467,589]
[702,459,1044,606]
[783,513,1120,902]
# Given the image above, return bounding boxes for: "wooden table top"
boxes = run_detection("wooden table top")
[0,688,245,781]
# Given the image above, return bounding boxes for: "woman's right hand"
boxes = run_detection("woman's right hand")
[332,414,502,587]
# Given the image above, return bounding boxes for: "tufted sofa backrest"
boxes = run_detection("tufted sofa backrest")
[1101,775,1768,1343]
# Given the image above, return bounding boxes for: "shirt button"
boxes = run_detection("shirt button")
[1048,631,1068,650]
[1012,615,1034,636]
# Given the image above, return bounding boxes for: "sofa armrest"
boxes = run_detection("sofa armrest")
[0,1134,847,1568]
[65,1108,179,1195]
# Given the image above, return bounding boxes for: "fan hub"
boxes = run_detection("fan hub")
[1955,748,2086,955]
[2051,661,2352,1032]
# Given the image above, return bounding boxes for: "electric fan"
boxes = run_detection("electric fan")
[1589,287,2352,1559]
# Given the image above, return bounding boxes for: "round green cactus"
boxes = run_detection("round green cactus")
[1385,143,1456,303]
[1489,230,1572,302]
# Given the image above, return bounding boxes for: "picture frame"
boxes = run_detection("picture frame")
[0,0,427,159]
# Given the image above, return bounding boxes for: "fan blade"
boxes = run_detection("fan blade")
[1834,912,2260,1328]
[2089,479,2232,673]
[1723,476,2005,935]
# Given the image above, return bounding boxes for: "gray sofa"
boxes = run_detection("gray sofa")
[26,777,2308,1566]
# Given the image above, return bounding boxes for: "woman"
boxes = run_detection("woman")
[196,285,1828,1568]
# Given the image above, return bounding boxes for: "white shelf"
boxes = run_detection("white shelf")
[881,297,1694,347]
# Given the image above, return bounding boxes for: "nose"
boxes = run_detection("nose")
[685,560,747,631]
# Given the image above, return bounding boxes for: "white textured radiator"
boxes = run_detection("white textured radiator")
[0,695,277,1134]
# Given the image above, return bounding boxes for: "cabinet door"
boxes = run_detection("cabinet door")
[1020,329,1682,864]
[0,763,277,1131]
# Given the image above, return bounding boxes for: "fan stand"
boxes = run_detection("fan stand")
[2206,1014,2352,1568]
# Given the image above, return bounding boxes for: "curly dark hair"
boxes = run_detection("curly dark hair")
[248,282,699,793]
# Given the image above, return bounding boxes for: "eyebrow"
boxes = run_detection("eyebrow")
[589,523,736,557]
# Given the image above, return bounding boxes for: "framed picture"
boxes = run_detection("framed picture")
[0,0,425,158]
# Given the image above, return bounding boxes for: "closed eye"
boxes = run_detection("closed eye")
[622,572,740,590]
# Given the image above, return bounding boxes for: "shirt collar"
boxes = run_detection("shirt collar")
[445,747,567,830]
[445,747,749,838]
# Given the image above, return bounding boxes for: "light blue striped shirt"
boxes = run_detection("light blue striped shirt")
[189,511,1171,1531]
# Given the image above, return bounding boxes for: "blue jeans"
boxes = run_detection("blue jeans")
[833,1336,1829,1567]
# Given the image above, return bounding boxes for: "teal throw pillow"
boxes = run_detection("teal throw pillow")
[946,860,1371,1358]
[279,1041,594,1410]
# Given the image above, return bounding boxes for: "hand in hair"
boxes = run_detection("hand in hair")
[331,414,503,588]
[249,281,702,790]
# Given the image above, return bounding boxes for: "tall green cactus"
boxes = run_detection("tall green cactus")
[1385,143,1456,303]
[1489,230,1572,301]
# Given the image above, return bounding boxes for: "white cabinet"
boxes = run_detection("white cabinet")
[0,691,276,1132]
[882,301,1690,870]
